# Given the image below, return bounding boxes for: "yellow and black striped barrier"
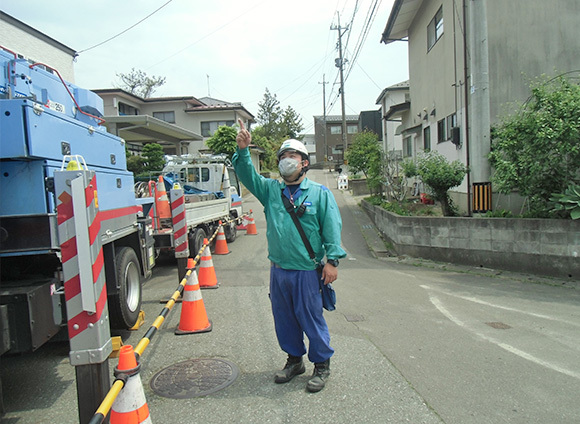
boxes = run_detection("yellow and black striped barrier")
[87,222,230,424]
[473,182,492,213]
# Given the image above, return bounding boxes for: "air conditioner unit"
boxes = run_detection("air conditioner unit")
[450,127,461,146]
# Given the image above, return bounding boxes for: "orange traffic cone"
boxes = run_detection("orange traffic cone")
[198,238,219,289]
[246,210,258,235]
[156,175,171,220]
[237,214,248,230]
[214,221,230,255]
[187,257,196,271]
[175,268,212,334]
[110,345,151,424]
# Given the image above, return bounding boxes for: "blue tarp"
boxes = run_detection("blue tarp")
[163,174,225,198]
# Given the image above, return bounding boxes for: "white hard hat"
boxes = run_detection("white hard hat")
[277,139,308,159]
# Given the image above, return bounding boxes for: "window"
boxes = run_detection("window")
[403,136,413,157]
[423,127,431,151]
[227,167,241,196]
[427,6,444,51]
[185,167,210,183]
[446,113,457,139]
[118,102,139,115]
[347,125,358,134]
[330,125,342,135]
[437,118,446,143]
[200,120,235,137]
[153,111,175,123]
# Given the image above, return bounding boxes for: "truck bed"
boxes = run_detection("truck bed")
[183,194,229,228]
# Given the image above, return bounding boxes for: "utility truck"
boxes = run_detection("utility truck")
[0,47,156,360]
[141,154,243,257]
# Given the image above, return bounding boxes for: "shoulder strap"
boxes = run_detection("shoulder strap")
[281,190,316,261]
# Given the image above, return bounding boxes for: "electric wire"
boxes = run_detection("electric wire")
[344,0,381,82]
[145,0,268,71]
[77,0,174,54]
[324,0,383,116]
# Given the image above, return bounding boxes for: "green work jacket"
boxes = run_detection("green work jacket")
[232,147,346,270]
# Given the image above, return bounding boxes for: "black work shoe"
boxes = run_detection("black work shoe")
[274,355,305,384]
[306,359,330,393]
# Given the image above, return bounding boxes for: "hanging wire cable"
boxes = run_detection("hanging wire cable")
[344,0,381,82]
[321,0,383,116]
[354,60,383,90]
[343,0,360,53]
[77,0,174,54]
[146,0,267,70]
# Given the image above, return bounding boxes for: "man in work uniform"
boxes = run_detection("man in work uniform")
[233,120,346,393]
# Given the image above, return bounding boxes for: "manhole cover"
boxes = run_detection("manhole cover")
[150,358,239,399]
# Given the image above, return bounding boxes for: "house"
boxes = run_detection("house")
[93,89,255,156]
[0,11,76,82]
[301,134,317,165]
[313,114,360,165]
[376,80,409,160]
[1,11,262,172]
[380,0,580,214]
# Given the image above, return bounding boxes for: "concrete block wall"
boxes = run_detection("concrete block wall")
[362,200,580,280]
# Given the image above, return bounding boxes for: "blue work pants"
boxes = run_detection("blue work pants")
[269,265,334,364]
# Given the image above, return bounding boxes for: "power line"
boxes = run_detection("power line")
[146,0,268,70]
[344,0,381,82]
[77,0,174,54]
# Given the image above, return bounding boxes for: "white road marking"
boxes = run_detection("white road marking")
[420,285,580,328]
[429,294,580,380]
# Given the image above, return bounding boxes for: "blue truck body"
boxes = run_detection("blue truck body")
[0,48,155,356]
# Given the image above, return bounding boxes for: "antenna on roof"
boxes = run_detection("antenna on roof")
[206,74,210,97]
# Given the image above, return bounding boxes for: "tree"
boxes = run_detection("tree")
[254,88,305,168]
[127,154,145,175]
[250,126,279,170]
[281,106,304,139]
[256,88,283,140]
[489,75,580,216]
[116,68,166,98]
[405,151,468,216]
[384,149,410,202]
[142,143,165,172]
[344,131,383,194]
[206,125,238,159]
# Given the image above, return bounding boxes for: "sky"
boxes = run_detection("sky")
[2,0,409,133]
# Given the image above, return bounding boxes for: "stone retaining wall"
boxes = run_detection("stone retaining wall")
[361,200,580,280]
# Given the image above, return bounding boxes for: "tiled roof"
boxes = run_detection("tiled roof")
[313,115,360,122]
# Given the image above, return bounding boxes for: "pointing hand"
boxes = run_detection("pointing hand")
[236,119,251,149]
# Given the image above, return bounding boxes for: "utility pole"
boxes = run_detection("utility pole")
[331,12,349,163]
[319,74,328,164]
[207,74,211,97]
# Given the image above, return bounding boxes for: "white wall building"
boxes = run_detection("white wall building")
[93,89,255,156]
[1,11,76,82]
[376,80,409,159]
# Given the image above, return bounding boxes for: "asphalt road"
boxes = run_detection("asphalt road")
[2,169,579,423]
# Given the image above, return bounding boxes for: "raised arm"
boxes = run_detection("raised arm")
[236,119,252,149]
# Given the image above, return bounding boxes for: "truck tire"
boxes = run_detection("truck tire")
[109,247,142,329]
[224,219,237,243]
[190,228,207,258]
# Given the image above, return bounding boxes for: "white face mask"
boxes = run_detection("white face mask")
[278,157,301,177]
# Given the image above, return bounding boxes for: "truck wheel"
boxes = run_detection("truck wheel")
[190,228,207,258]
[109,247,142,329]
[224,220,237,243]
